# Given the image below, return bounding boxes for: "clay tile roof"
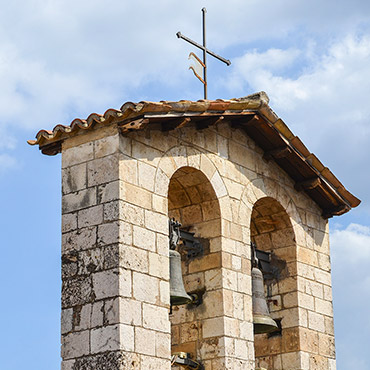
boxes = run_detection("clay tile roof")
[28,91,360,218]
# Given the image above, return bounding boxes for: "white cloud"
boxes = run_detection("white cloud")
[331,223,370,264]
[225,35,370,216]
[0,0,368,202]
[330,223,370,368]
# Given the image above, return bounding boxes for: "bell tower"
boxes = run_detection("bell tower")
[29,92,360,369]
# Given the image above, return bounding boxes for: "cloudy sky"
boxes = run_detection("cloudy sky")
[0,0,369,368]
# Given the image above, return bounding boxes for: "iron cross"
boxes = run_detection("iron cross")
[177,8,231,99]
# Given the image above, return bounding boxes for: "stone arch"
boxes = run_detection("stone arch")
[154,145,232,222]
[167,165,224,366]
[238,176,303,229]
[250,195,301,369]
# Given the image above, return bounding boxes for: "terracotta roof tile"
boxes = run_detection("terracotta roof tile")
[28,91,360,216]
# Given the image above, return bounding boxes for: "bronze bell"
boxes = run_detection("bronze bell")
[170,249,192,306]
[252,266,278,334]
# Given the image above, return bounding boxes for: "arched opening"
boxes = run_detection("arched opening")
[251,197,297,369]
[168,166,222,367]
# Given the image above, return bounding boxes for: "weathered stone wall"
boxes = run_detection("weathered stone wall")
[60,121,335,369]
[61,126,171,369]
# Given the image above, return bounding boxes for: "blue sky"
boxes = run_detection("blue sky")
[0,0,369,369]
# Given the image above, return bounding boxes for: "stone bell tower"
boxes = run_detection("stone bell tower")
[29,92,360,370]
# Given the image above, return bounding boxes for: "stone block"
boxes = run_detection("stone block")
[143,303,170,333]
[299,277,324,298]
[73,304,92,331]
[156,332,170,358]
[93,268,131,300]
[102,245,120,270]
[299,328,319,354]
[61,360,74,370]
[280,307,307,328]
[72,352,141,370]
[234,339,249,360]
[121,182,152,209]
[119,154,138,185]
[180,322,200,343]
[323,285,332,301]
[188,253,221,273]
[205,269,222,290]
[156,233,170,256]
[145,210,168,234]
[95,134,120,158]
[211,170,228,198]
[91,301,104,327]
[62,213,77,233]
[229,141,255,171]
[187,146,202,168]
[138,161,156,192]
[62,163,87,194]
[202,317,224,338]
[183,272,204,292]
[318,252,331,271]
[91,324,134,353]
[78,205,103,228]
[281,351,301,370]
[308,311,325,332]
[116,201,145,225]
[222,268,237,290]
[133,272,159,304]
[61,330,89,359]
[297,262,315,280]
[328,358,337,370]
[200,336,227,361]
[141,355,170,370]
[98,221,132,246]
[62,188,97,214]
[315,298,333,316]
[132,140,162,167]
[199,290,224,318]
[61,308,73,334]
[152,194,167,215]
[192,219,221,239]
[233,292,244,320]
[62,142,93,168]
[181,205,203,225]
[231,255,242,271]
[217,133,228,158]
[318,333,335,357]
[135,327,156,355]
[239,320,254,341]
[200,154,217,179]
[154,168,170,197]
[88,154,119,187]
[62,227,97,253]
[149,252,169,279]
[325,316,335,335]
[224,317,240,337]
[297,292,315,310]
[62,276,93,308]
[315,269,332,286]
[277,276,297,294]
[309,355,328,369]
[297,246,318,266]
[160,280,170,306]
[97,180,120,204]
[133,225,156,251]
[120,245,148,273]
[119,135,132,156]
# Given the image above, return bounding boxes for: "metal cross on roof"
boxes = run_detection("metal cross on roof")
[177,8,231,100]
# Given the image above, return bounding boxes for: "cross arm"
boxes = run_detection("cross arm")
[176,32,231,66]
